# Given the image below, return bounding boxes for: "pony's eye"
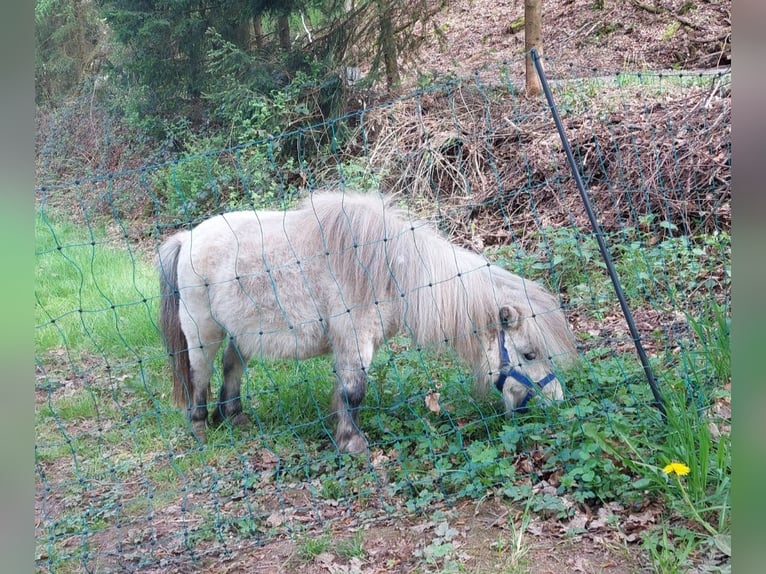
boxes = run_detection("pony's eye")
[523,352,537,361]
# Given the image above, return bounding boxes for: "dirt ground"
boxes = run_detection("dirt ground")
[77,497,652,573]
[206,498,652,573]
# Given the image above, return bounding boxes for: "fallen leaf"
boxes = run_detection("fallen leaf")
[713,533,731,557]
[410,522,433,534]
[425,390,441,414]
[316,552,335,565]
[568,511,588,531]
[548,469,563,486]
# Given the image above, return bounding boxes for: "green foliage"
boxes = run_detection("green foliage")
[612,225,731,306]
[149,137,303,220]
[490,224,730,316]
[100,0,223,119]
[491,226,611,306]
[96,1,356,147]
[35,0,106,106]
[203,29,341,141]
[580,390,730,537]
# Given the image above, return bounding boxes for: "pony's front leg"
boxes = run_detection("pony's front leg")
[212,339,251,429]
[331,364,369,455]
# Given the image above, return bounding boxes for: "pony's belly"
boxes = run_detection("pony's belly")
[235,322,332,361]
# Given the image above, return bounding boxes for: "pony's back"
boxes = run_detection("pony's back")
[302,191,512,353]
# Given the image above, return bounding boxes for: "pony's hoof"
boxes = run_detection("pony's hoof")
[191,420,208,443]
[229,412,251,428]
[212,411,251,429]
[338,434,369,456]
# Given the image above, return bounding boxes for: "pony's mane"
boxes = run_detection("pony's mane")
[300,191,547,368]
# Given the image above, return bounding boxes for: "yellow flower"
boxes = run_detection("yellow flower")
[663,462,691,476]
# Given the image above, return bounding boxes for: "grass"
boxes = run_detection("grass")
[643,524,699,574]
[35,210,160,358]
[296,532,332,561]
[490,500,534,572]
[34,207,730,573]
[335,530,366,560]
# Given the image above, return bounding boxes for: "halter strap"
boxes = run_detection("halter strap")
[494,331,556,409]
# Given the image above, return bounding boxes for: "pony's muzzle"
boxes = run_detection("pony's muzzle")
[495,365,563,411]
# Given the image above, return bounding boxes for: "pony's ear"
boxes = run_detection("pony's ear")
[499,305,524,330]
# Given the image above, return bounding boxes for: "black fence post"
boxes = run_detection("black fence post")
[530,49,666,417]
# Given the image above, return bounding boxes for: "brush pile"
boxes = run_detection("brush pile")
[361,74,730,248]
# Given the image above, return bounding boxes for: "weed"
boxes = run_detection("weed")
[491,501,534,571]
[684,298,730,386]
[643,525,698,574]
[229,516,260,537]
[320,479,343,501]
[335,530,366,560]
[414,520,460,566]
[297,532,331,561]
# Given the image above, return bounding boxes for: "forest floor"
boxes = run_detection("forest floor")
[406,0,730,83]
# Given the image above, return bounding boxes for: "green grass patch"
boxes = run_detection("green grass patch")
[297,532,332,561]
[38,390,98,421]
[35,210,160,358]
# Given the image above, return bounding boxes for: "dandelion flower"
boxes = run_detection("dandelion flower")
[663,462,691,476]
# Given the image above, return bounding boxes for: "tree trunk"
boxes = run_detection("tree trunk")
[252,15,264,50]
[277,13,291,50]
[72,0,88,83]
[525,0,543,97]
[378,2,399,88]
[233,19,252,50]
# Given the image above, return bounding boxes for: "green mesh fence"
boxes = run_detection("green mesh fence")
[35,62,731,572]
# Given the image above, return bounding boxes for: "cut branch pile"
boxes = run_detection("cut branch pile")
[361,76,730,247]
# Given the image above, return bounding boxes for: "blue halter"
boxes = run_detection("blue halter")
[494,331,557,409]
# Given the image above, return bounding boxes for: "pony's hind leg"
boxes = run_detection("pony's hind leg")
[181,315,227,441]
[212,339,251,429]
[185,344,217,441]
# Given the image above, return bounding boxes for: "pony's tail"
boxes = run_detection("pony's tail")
[158,232,191,408]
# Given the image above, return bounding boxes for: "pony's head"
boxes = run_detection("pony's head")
[481,304,569,414]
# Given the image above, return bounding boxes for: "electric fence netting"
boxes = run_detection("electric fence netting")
[35,59,731,573]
